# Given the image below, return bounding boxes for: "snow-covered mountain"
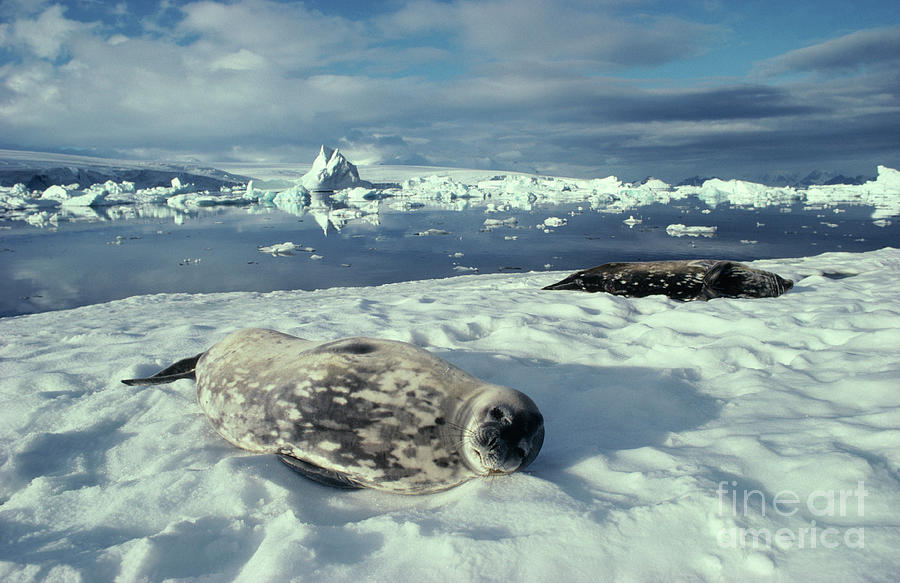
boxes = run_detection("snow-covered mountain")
[751,169,873,188]
[0,149,249,190]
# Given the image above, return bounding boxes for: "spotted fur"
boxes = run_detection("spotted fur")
[543,260,792,301]
[124,328,544,494]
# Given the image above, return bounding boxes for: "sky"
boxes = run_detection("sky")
[0,0,898,182]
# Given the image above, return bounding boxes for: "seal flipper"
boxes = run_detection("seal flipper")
[278,454,364,489]
[542,272,587,291]
[121,353,203,386]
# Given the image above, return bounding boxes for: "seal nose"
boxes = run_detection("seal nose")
[473,424,511,471]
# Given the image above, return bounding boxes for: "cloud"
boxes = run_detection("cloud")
[0,1,896,180]
[757,26,900,77]
[0,0,53,18]
[4,4,93,60]
[381,0,724,70]
[610,85,820,122]
[176,0,367,72]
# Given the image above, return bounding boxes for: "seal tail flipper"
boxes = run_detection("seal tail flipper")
[278,454,364,489]
[542,273,586,291]
[121,353,203,386]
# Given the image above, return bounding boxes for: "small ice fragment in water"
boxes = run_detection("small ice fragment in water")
[259,242,298,255]
[543,217,567,227]
[666,224,717,238]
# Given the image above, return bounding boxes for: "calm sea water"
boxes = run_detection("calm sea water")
[1,199,896,316]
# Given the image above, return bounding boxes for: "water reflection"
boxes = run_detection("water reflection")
[1,188,897,316]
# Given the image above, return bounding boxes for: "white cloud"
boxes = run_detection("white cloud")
[757,26,900,77]
[6,4,92,60]
[210,48,269,72]
[0,0,53,18]
[177,0,366,72]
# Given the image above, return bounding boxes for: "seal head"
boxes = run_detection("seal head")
[455,386,544,475]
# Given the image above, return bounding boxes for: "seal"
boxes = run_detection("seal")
[543,259,793,301]
[122,328,544,494]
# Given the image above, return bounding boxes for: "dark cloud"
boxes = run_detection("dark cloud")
[757,26,900,76]
[608,86,822,122]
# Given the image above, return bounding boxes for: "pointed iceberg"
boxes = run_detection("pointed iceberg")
[300,145,372,191]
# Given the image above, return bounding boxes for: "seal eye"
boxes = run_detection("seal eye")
[490,407,504,421]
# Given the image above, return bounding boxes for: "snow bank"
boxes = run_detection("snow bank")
[1,248,898,582]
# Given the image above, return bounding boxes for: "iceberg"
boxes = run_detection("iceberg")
[300,145,373,191]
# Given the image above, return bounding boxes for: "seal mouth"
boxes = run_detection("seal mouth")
[467,426,524,475]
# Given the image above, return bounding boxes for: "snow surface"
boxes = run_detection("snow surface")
[2,248,899,582]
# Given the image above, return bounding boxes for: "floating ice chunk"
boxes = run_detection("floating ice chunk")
[41,185,70,201]
[871,164,900,188]
[685,178,799,208]
[25,211,58,227]
[272,184,310,205]
[623,215,642,226]
[413,228,451,236]
[242,180,266,202]
[258,241,298,255]
[483,217,518,229]
[87,180,136,199]
[666,223,717,237]
[344,187,381,202]
[400,175,474,200]
[61,190,108,207]
[543,217,567,227]
[453,265,478,272]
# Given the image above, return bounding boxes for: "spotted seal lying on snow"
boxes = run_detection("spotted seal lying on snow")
[122,328,544,494]
[542,260,793,301]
